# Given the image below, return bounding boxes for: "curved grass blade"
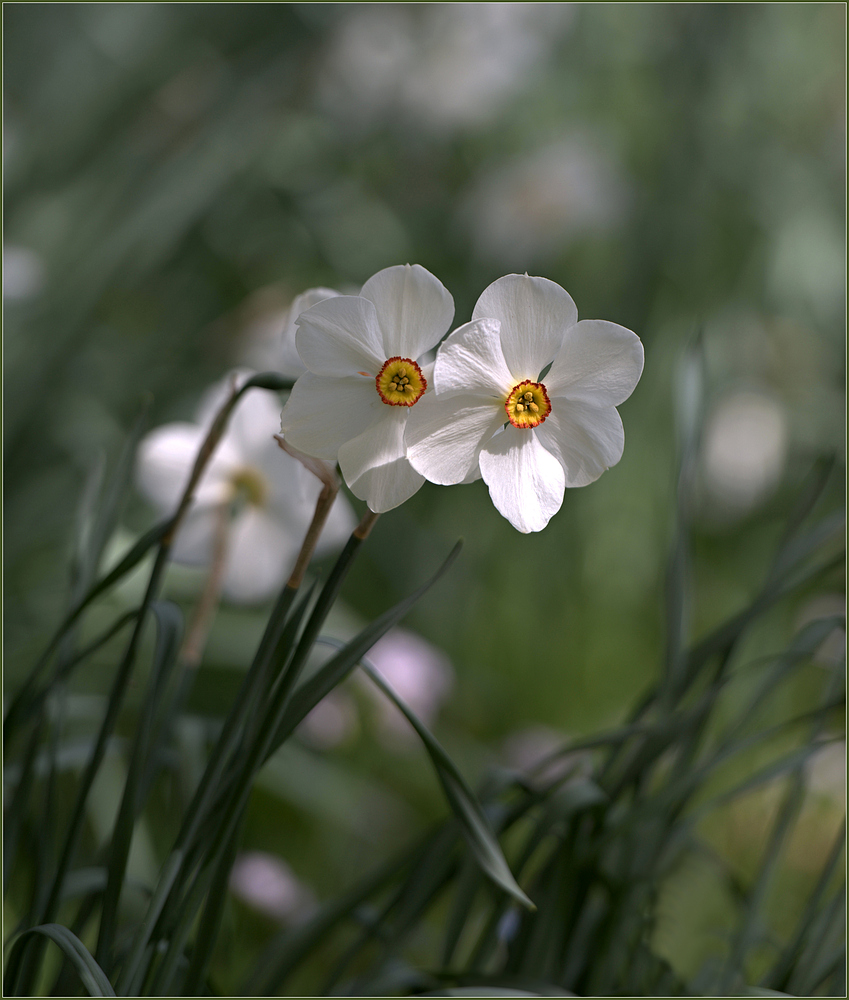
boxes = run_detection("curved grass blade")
[242,837,427,995]
[264,540,464,760]
[324,638,533,911]
[96,600,183,967]
[5,924,115,997]
[3,520,170,744]
[146,541,465,995]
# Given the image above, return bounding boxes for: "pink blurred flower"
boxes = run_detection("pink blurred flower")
[229,851,316,923]
[363,627,454,743]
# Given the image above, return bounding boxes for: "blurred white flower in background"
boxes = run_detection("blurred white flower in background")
[229,851,316,923]
[363,627,454,745]
[701,391,788,520]
[805,740,846,809]
[462,137,631,267]
[239,285,342,377]
[3,244,45,300]
[135,370,356,603]
[318,3,575,134]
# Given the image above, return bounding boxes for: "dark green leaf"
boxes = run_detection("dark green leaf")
[6,924,115,997]
[352,648,533,910]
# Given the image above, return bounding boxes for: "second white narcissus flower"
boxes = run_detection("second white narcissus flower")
[279,264,454,512]
[136,371,356,603]
[406,274,644,532]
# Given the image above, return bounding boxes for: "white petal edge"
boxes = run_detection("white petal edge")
[226,385,287,462]
[479,426,566,533]
[338,408,425,513]
[135,423,240,511]
[222,507,299,604]
[360,263,454,362]
[432,317,514,399]
[544,319,644,407]
[472,274,578,382]
[537,400,625,487]
[406,391,504,486]
[279,287,341,378]
[295,295,385,376]
[280,372,382,461]
[170,506,221,566]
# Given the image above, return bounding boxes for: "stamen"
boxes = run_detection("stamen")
[505,380,551,429]
[376,357,427,407]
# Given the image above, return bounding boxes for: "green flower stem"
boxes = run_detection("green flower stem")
[117,479,361,994]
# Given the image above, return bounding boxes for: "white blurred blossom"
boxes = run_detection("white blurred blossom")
[240,286,342,377]
[135,370,356,603]
[363,627,454,743]
[229,851,316,923]
[701,391,788,518]
[3,245,45,300]
[462,137,631,267]
[318,4,575,134]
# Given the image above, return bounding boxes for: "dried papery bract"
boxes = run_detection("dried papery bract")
[274,434,342,589]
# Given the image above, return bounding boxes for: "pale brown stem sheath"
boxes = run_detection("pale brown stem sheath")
[180,502,231,669]
[274,435,342,590]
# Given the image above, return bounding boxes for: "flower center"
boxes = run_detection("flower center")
[230,466,268,508]
[375,357,427,407]
[505,380,551,429]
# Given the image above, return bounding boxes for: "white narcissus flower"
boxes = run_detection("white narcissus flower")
[280,264,454,513]
[135,371,356,603]
[276,287,342,379]
[406,274,644,533]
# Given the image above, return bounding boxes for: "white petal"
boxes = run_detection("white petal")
[263,443,317,514]
[222,508,298,603]
[360,263,454,361]
[279,287,341,378]
[194,369,257,433]
[338,409,425,512]
[537,401,625,487]
[479,427,566,533]
[472,273,578,381]
[295,295,385,376]
[280,372,382,460]
[170,506,220,565]
[544,319,644,406]
[406,391,504,485]
[226,385,285,462]
[432,318,514,399]
[135,423,240,511]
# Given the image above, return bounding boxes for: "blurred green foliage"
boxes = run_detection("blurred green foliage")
[4,3,845,994]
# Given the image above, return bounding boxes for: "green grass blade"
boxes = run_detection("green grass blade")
[761,820,846,992]
[96,601,183,967]
[241,841,418,995]
[76,398,152,601]
[3,520,169,745]
[179,817,243,996]
[6,924,116,997]
[263,540,464,761]
[352,648,533,911]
